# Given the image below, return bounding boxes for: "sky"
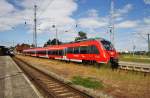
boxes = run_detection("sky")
[0,0,150,51]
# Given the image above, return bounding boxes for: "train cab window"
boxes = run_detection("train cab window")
[74,47,80,54]
[80,46,88,54]
[101,40,114,50]
[67,47,74,53]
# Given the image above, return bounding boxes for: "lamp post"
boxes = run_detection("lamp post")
[52,25,58,45]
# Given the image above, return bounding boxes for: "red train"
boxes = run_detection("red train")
[23,38,119,68]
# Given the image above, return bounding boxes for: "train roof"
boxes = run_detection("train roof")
[63,37,106,44]
[0,46,6,48]
[24,37,110,51]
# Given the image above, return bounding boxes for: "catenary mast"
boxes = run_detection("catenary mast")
[109,0,115,46]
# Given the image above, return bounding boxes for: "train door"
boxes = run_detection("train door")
[46,49,48,58]
[63,48,68,60]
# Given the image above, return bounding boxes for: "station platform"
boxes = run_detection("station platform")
[0,56,42,98]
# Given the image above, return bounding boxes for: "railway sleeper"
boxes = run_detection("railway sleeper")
[54,90,70,93]
[47,85,62,88]
[51,87,67,91]
[57,92,75,97]
[13,57,93,98]
[55,90,74,95]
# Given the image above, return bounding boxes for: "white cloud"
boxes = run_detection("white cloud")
[77,4,134,30]
[38,0,77,28]
[136,25,150,34]
[77,9,108,29]
[0,0,16,16]
[116,20,138,29]
[78,17,108,29]
[114,4,132,17]
[87,9,99,17]
[144,17,150,24]
[144,0,150,4]
[0,0,77,32]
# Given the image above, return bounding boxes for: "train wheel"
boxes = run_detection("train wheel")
[89,60,94,65]
[94,61,100,68]
[110,60,119,70]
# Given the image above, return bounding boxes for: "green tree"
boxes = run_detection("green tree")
[47,39,51,45]
[44,38,62,47]
[51,38,62,45]
[75,31,87,41]
[43,39,51,47]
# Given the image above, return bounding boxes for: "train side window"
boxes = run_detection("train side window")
[42,51,45,54]
[38,51,40,54]
[48,50,52,55]
[51,51,54,55]
[55,50,58,55]
[58,50,60,55]
[30,51,35,54]
[67,47,74,53]
[90,45,99,54]
[80,46,88,54]
[59,50,63,56]
[40,51,46,54]
[54,50,56,55]
[74,47,80,54]
[56,50,59,55]
[53,51,55,55]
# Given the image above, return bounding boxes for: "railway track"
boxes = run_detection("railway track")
[119,61,150,73]
[13,57,93,98]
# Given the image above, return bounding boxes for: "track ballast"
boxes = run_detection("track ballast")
[13,57,93,98]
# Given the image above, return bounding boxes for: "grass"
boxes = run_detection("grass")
[71,76,103,89]
[16,55,150,98]
[120,54,150,63]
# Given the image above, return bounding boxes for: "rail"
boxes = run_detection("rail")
[119,61,150,73]
[13,57,93,98]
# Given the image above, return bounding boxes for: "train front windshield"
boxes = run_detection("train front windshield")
[101,40,114,51]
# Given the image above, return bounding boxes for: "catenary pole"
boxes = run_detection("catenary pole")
[34,5,37,47]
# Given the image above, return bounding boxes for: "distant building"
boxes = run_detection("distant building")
[15,44,30,53]
[0,46,8,56]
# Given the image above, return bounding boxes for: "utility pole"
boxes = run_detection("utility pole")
[56,28,58,45]
[13,40,14,47]
[109,0,115,46]
[33,5,37,48]
[52,25,58,45]
[148,34,150,52]
[132,40,136,56]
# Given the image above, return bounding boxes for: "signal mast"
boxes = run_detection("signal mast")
[33,5,37,48]
[109,0,115,46]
